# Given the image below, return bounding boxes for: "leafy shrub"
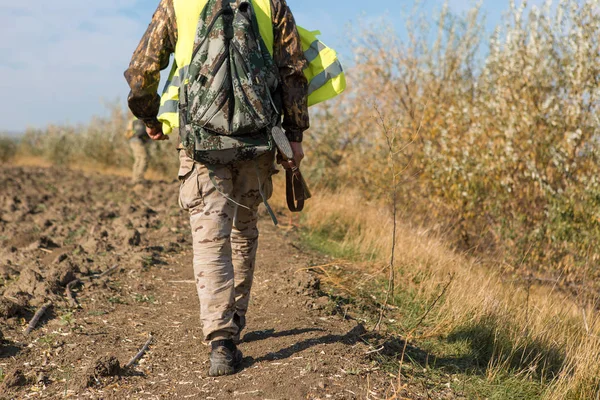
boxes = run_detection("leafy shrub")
[307,0,600,284]
[17,101,179,177]
[0,137,17,163]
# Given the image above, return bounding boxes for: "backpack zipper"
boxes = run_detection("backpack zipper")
[237,6,265,57]
[194,52,231,125]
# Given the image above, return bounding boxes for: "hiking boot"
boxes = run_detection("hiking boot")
[209,340,242,377]
[232,313,246,344]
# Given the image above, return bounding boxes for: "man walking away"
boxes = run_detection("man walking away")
[125,0,309,376]
[126,117,150,185]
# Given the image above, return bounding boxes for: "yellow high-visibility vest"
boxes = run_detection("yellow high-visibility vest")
[157,0,346,134]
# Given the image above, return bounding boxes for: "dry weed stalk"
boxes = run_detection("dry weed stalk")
[373,98,425,332]
[373,104,399,332]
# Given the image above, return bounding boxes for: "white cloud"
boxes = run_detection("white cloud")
[0,1,147,131]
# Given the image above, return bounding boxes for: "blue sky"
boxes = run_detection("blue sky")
[0,0,540,132]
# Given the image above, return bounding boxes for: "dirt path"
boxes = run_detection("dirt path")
[0,166,392,399]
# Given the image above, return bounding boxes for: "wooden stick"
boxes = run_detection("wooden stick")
[25,302,52,335]
[125,334,154,368]
[364,346,385,355]
[77,264,119,284]
[295,262,351,272]
[139,198,164,212]
[62,265,119,308]
[92,264,119,280]
[65,279,82,308]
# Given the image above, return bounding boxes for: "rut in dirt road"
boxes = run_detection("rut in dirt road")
[0,166,403,399]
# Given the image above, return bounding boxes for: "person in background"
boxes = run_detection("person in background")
[126,117,150,185]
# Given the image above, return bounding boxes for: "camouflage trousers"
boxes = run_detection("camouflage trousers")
[129,138,149,184]
[178,149,276,342]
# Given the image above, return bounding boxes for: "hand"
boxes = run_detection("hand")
[278,142,304,170]
[291,142,304,166]
[146,126,169,141]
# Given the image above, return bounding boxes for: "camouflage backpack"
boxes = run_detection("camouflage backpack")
[179,0,281,165]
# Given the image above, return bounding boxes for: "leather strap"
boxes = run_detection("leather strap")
[286,166,305,212]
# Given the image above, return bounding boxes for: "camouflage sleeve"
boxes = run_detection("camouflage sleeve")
[272,0,310,142]
[124,0,177,130]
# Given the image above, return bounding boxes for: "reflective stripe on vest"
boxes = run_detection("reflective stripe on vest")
[297,26,346,107]
[157,1,346,134]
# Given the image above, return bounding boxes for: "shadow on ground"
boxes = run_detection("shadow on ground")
[368,321,566,382]
[0,343,22,359]
[243,324,367,366]
[242,327,324,343]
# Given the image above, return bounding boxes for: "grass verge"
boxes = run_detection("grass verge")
[302,228,546,399]
[296,189,600,400]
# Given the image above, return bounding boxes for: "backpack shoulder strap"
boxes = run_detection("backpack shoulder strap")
[252,0,274,56]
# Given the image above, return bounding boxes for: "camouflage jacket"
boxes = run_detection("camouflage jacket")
[124,0,309,142]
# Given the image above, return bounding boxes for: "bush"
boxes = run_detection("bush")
[16,101,179,177]
[307,0,600,284]
[0,137,17,164]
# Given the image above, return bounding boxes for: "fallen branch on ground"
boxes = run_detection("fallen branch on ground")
[126,334,154,369]
[87,264,120,280]
[139,198,164,212]
[66,279,82,308]
[25,302,52,335]
[365,346,385,355]
[296,261,352,272]
[64,265,120,308]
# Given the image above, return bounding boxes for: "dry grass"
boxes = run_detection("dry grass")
[5,102,179,180]
[300,188,600,398]
[12,155,172,181]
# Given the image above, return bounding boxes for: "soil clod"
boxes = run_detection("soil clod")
[0,296,22,319]
[296,273,321,296]
[0,369,28,390]
[82,356,122,388]
[128,229,142,246]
